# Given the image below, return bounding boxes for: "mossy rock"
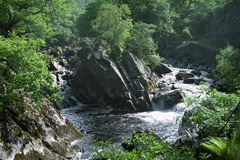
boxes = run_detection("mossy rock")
[66,119,83,137]
[2,144,10,151]
[147,80,157,93]
[14,153,46,160]
[13,126,22,137]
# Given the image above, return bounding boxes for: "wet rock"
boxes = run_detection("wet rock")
[211,79,230,92]
[154,63,172,77]
[0,98,82,160]
[177,110,201,147]
[191,69,201,76]
[195,78,207,85]
[176,71,194,80]
[152,89,183,110]
[183,78,195,84]
[59,58,68,67]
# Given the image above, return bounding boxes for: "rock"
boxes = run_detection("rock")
[195,78,207,85]
[154,63,172,77]
[152,89,183,110]
[0,98,82,160]
[191,69,201,76]
[59,59,68,67]
[183,78,195,84]
[176,71,194,80]
[177,110,201,147]
[74,43,159,111]
[48,46,64,57]
[211,79,230,92]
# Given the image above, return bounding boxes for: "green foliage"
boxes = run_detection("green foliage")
[201,132,240,160]
[216,45,240,91]
[122,0,173,38]
[126,22,157,61]
[91,3,133,58]
[91,130,195,159]
[76,0,172,60]
[184,86,240,136]
[0,34,61,110]
[147,54,164,69]
[0,0,74,40]
[76,0,108,38]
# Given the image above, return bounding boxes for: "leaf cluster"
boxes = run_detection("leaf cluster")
[201,131,240,160]
[184,86,240,137]
[0,34,61,110]
[91,130,195,159]
[216,45,240,92]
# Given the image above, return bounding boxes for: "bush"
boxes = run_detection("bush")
[90,130,195,160]
[184,86,240,137]
[0,34,61,111]
[216,45,240,91]
[201,131,240,160]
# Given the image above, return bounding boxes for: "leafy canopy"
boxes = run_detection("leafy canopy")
[0,0,74,39]
[91,2,132,56]
[91,130,195,159]
[0,34,61,110]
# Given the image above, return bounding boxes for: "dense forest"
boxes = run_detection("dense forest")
[0,0,240,159]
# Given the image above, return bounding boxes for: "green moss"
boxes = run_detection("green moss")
[2,144,10,151]
[66,119,83,138]
[147,80,156,93]
[14,153,46,160]
[13,126,22,137]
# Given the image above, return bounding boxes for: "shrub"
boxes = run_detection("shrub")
[216,45,240,91]
[0,34,61,111]
[90,130,195,160]
[184,86,240,137]
[201,131,240,160]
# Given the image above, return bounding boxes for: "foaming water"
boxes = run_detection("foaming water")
[61,104,186,159]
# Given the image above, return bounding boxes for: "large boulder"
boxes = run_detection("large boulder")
[183,78,195,84]
[74,42,158,112]
[0,98,82,160]
[154,63,172,77]
[152,89,183,110]
[190,69,201,76]
[176,71,194,80]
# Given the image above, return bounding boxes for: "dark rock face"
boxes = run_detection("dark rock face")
[154,63,172,77]
[0,98,82,160]
[74,41,158,112]
[44,46,82,109]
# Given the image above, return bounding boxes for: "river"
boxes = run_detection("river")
[60,67,213,159]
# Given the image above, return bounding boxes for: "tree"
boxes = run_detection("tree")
[126,22,157,61]
[76,0,108,38]
[0,0,73,39]
[91,3,133,59]
[0,34,61,111]
[216,45,240,91]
